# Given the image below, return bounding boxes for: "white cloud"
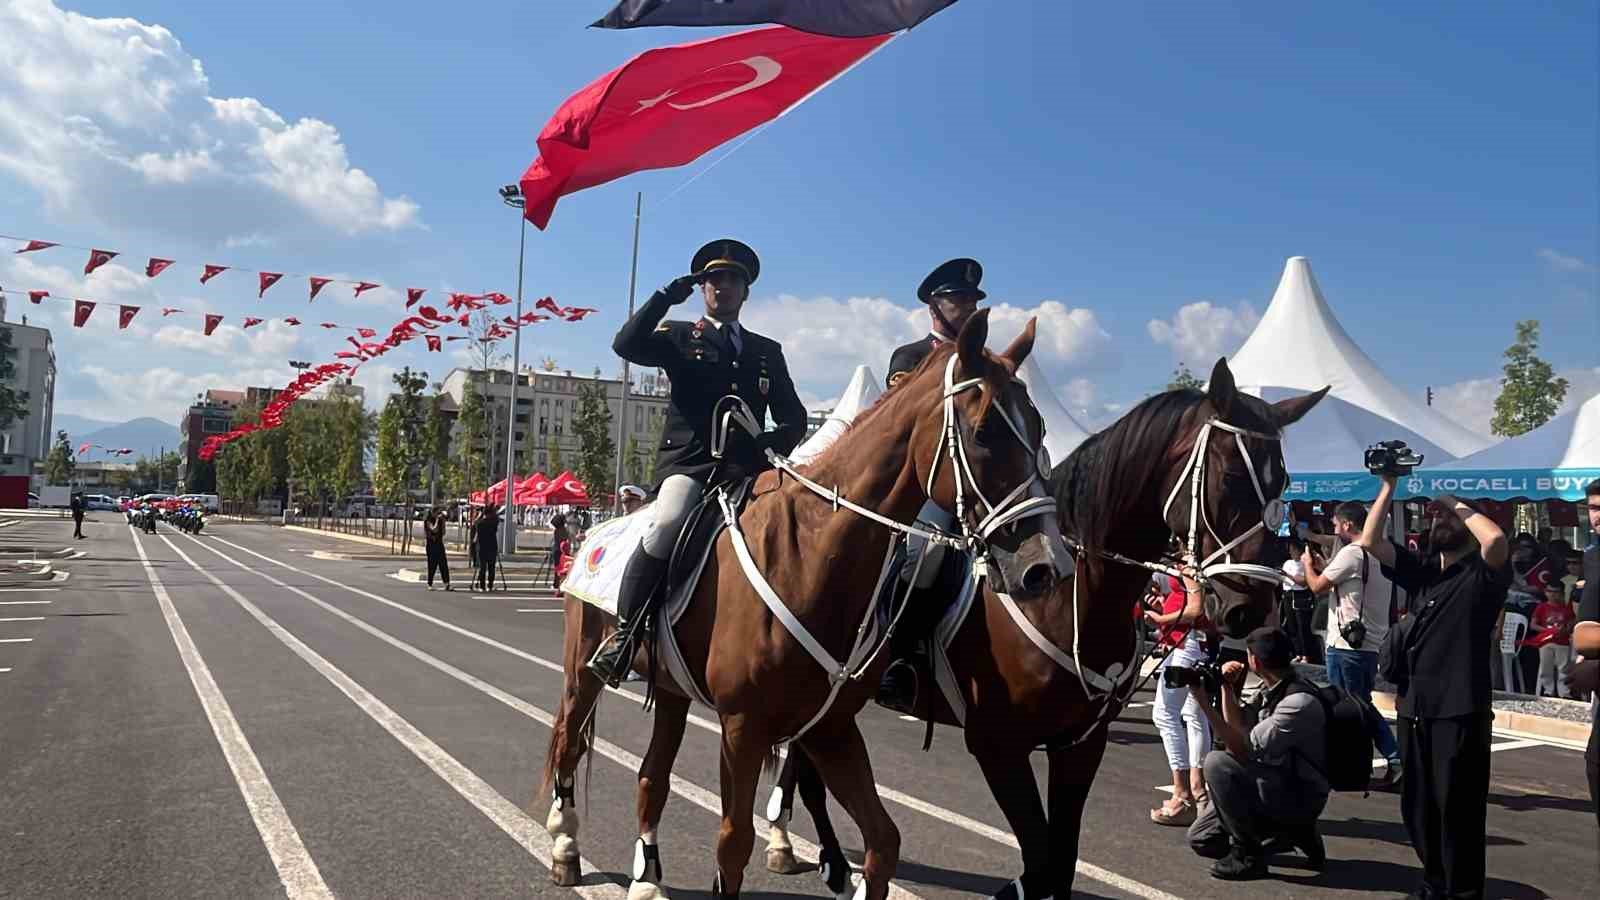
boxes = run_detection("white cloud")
[1537,248,1595,273]
[1429,365,1600,438]
[74,362,295,422]
[739,293,1112,401]
[0,0,420,237]
[1146,300,1261,367]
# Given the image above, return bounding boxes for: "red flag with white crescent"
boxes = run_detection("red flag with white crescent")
[118,305,139,329]
[353,282,380,298]
[200,264,228,283]
[243,317,264,329]
[309,277,332,300]
[84,248,118,274]
[78,442,92,456]
[204,314,223,336]
[564,307,596,321]
[425,335,442,352]
[73,299,95,327]
[406,288,425,307]
[145,258,175,278]
[517,25,891,229]
[258,272,283,297]
[15,239,56,254]
[27,291,47,304]
[357,327,377,338]
[283,316,301,326]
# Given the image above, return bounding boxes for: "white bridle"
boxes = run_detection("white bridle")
[1160,417,1289,589]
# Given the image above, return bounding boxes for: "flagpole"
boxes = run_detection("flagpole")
[500,185,528,557]
[614,191,642,515]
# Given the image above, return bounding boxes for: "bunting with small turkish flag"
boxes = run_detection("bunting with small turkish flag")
[406,288,425,308]
[15,240,56,254]
[204,314,223,336]
[592,0,957,36]
[258,272,283,297]
[446,335,469,342]
[73,299,95,327]
[335,350,362,360]
[78,442,93,456]
[243,317,264,329]
[145,258,175,278]
[357,327,377,338]
[161,307,183,316]
[201,264,228,283]
[118,305,139,329]
[485,292,513,306]
[425,335,442,352]
[84,248,118,274]
[517,25,891,229]
[309,277,332,300]
[27,291,46,304]
[283,316,301,326]
[353,282,380,298]
[319,322,339,329]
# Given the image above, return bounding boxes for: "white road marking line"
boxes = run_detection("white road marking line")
[1375,705,1583,752]
[0,600,52,605]
[0,616,45,622]
[516,609,563,613]
[479,595,554,601]
[0,588,60,593]
[207,532,1180,900]
[164,533,625,900]
[0,667,10,672]
[0,638,34,643]
[1490,739,1544,753]
[899,715,919,722]
[181,531,914,900]
[128,528,333,899]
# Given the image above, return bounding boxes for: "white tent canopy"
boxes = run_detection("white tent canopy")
[1015,354,1092,465]
[1440,392,1600,471]
[1227,257,1494,460]
[1250,385,1456,474]
[789,364,881,465]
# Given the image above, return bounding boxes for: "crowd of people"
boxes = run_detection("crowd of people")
[1140,475,1600,897]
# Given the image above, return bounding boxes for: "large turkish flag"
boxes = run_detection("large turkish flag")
[519,25,891,229]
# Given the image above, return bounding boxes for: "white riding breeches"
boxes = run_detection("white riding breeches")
[642,474,704,560]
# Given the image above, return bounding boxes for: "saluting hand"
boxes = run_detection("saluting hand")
[663,274,701,305]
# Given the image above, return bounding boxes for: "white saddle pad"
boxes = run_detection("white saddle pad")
[559,507,653,617]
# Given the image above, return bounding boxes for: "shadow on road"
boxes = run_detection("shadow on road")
[1273,855,1548,897]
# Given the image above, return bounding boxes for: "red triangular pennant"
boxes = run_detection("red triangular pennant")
[406,288,425,308]
[161,307,183,316]
[564,307,596,321]
[319,322,339,329]
[15,239,56,254]
[309,277,332,300]
[283,316,301,326]
[27,291,47,304]
[242,317,264,329]
[203,314,223,336]
[73,299,95,327]
[200,264,228,283]
[258,272,283,297]
[425,335,442,352]
[145,257,175,278]
[84,249,117,275]
[118,305,139,329]
[357,327,377,338]
[353,281,380,298]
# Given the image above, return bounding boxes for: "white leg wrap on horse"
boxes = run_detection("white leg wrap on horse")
[546,799,579,839]
[847,877,869,900]
[765,784,787,822]
[552,833,579,864]
[627,880,668,900]
[767,819,792,852]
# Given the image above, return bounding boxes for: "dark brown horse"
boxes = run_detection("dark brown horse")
[540,311,1068,900]
[765,358,1327,899]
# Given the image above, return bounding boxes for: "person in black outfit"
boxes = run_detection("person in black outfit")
[475,505,501,592]
[69,492,85,539]
[424,508,451,591]
[1356,473,1510,900]
[587,238,807,687]
[1564,477,1599,829]
[548,513,569,589]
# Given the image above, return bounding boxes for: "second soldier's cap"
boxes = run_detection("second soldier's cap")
[917,258,986,304]
[692,238,760,285]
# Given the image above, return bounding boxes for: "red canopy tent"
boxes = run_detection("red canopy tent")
[534,471,590,507]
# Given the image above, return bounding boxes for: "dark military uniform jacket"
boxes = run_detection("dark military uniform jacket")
[885,333,948,389]
[613,289,807,491]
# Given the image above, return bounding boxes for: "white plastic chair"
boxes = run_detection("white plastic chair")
[1500,612,1529,694]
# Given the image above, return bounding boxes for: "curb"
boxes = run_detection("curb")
[0,562,54,584]
[308,550,465,563]
[1370,691,1590,749]
[284,525,409,551]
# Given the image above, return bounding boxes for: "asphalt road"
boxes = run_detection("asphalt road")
[1,516,1593,899]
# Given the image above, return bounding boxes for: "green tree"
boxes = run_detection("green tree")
[626,436,644,484]
[573,380,615,496]
[642,410,663,485]
[373,402,406,503]
[187,458,217,493]
[1167,363,1204,392]
[0,326,30,432]
[43,430,74,484]
[545,434,563,473]
[422,390,451,499]
[328,398,370,507]
[216,431,257,501]
[451,380,488,496]
[288,404,336,516]
[1491,320,1569,438]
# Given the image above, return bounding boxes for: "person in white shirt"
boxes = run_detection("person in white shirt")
[1301,500,1402,787]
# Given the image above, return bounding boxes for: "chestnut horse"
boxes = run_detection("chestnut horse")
[540,311,1068,900]
[764,358,1328,899]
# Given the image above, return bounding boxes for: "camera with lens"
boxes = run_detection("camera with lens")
[1338,618,1368,650]
[1364,439,1424,477]
[1163,660,1224,692]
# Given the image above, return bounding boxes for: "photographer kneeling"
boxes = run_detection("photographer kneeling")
[1185,627,1328,881]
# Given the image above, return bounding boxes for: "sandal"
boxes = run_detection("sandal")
[1151,798,1196,826]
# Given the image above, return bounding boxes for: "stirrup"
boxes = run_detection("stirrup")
[587,629,636,688]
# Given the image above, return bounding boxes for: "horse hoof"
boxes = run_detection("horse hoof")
[766,846,802,874]
[551,858,582,887]
[628,880,668,900]
[818,847,852,897]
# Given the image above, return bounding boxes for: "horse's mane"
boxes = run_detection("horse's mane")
[1049,387,1284,559]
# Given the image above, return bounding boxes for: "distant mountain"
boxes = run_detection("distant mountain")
[73,418,182,459]
[52,413,115,440]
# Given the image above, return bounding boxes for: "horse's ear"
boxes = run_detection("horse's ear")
[1206,357,1236,417]
[997,316,1036,375]
[1272,385,1328,427]
[957,308,991,374]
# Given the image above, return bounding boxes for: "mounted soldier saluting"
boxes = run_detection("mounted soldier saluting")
[876,257,990,714]
[588,238,808,686]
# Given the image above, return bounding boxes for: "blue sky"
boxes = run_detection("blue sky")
[1,0,1594,434]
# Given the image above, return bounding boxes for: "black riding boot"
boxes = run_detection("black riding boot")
[588,550,668,687]
[876,637,928,716]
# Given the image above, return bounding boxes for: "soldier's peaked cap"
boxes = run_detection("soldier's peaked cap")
[692,238,759,285]
[917,258,986,303]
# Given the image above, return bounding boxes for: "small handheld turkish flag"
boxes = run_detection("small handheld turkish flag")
[118,305,139,329]
[204,314,223,336]
[406,288,425,308]
[258,272,283,297]
[146,258,175,278]
[200,264,228,283]
[27,291,47,304]
[73,299,95,327]
[84,249,118,275]
[15,239,56,254]
[309,277,332,300]
[425,335,442,352]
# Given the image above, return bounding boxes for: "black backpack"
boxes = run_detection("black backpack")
[1283,679,1380,792]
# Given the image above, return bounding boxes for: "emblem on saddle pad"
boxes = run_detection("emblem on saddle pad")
[586,544,607,574]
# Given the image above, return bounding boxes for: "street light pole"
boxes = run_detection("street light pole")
[613,192,642,514]
[499,184,527,557]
